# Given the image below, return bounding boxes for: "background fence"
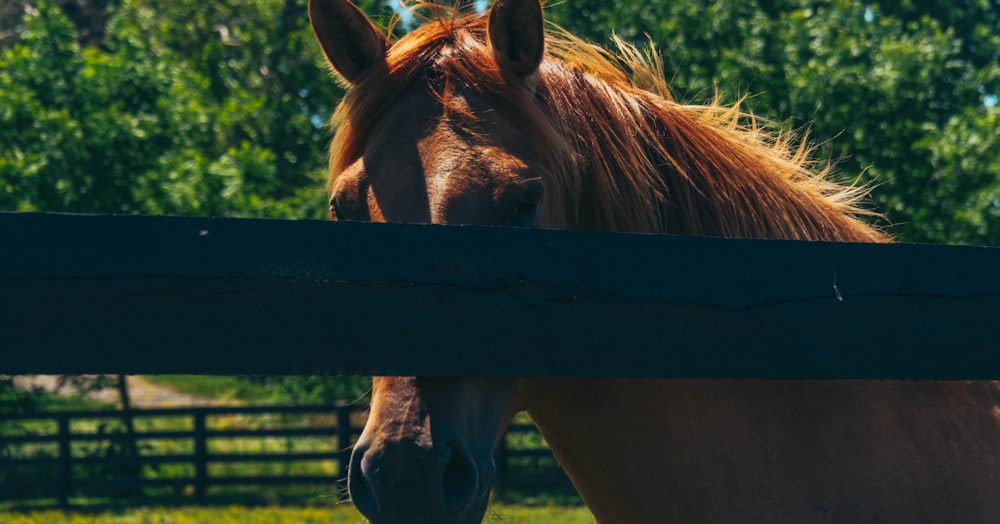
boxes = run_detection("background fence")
[0,404,566,510]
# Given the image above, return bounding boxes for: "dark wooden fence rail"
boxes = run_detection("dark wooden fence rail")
[0,405,562,509]
[4,213,1000,379]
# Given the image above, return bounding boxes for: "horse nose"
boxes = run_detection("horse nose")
[348,437,481,522]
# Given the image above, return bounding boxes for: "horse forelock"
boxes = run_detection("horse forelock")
[328,6,888,242]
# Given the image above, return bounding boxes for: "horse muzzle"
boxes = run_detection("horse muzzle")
[348,433,491,523]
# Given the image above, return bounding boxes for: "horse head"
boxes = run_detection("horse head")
[309,1,549,522]
[311,0,554,230]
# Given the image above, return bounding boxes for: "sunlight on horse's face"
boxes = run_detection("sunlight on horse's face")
[330,84,545,227]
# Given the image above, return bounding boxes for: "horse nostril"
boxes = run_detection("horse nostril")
[347,444,380,520]
[441,441,479,514]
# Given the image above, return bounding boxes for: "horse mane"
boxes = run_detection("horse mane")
[328,7,889,243]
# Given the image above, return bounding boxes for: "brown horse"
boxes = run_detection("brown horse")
[308,1,1000,522]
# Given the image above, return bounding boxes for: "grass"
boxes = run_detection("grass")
[141,376,272,404]
[34,394,116,412]
[1,504,596,523]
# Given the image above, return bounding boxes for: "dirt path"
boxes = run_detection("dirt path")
[12,375,229,408]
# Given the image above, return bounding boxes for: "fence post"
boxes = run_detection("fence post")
[56,413,72,512]
[193,409,207,505]
[335,402,353,496]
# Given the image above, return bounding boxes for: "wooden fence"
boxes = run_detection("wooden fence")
[0,404,564,510]
[3,212,1000,379]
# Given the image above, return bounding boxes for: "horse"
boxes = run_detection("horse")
[307,1,1000,522]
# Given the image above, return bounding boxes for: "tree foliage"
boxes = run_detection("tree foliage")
[1,0,346,218]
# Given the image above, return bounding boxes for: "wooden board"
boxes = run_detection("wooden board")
[2,212,999,378]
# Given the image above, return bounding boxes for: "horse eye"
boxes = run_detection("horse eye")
[516,189,542,216]
[508,184,543,227]
[517,184,545,211]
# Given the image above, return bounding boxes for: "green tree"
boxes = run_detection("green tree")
[778,2,999,244]
[0,0,337,218]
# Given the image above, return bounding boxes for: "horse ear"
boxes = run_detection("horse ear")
[309,0,389,84]
[487,0,545,79]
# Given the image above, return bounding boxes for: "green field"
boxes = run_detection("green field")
[2,504,596,523]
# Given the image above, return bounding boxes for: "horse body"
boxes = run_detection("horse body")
[523,379,1000,522]
[307,1,1000,522]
